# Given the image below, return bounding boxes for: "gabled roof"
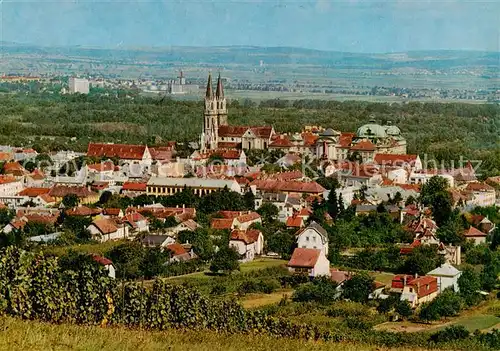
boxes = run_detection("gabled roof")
[465,182,495,192]
[24,214,59,225]
[0,175,19,184]
[250,179,325,194]
[218,125,250,137]
[18,187,51,197]
[122,182,147,192]
[269,136,293,148]
[287,248,321,268]
[338,132,355,148]
[49,185,97,198]
[87,143,147,160]
[92,254,113,266]
[427,263,461,277]
[236,211,261,223]
[296,221,328,238]
[166,243,188,257]
[211,218,234,230]
[2,161,27,176]
[286,215,304,228]
[407,276,438,298]
[90,218,118,234]
[350,140,376,151]
[464,226,487,237]
[66,206,101,217]
[230,229,262,245]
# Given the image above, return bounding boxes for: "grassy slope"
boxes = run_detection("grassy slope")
[0,316,430,351]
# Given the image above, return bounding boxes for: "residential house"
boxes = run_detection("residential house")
[229,229,264,262]
[87,143,153,168]
[211,211,261,231]
[166,243,197,262]
[400,276,439,308]
[463,226,488,245]
[427,264,462,293]
[295,221,329,256]
[92,255,116,279]
[123,212,149,233]
[87,218,129,242]
[141,235,176,248]
[250,179,325,196]
[464,182,496,207]
[287,248,331,278]
[86,161,116,182]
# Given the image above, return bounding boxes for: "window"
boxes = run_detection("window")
[312,236,316,242]
[306,236,309,241]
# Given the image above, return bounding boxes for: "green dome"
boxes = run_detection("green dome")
[356,123,388,138]
[386,125,401,136]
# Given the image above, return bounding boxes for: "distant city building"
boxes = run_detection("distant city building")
[68,77,90,94]
[167,71,199,95]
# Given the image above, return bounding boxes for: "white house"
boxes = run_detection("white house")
[123,212,149,233]
[229,229,264,262]
[92,255,116,279]
[87,218,129,242]
[463,226,488,246]
[0,176,24,196]
[287,248,331,278]
[295,221,329,256]
[427,263,462,293]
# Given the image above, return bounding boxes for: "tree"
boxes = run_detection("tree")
[243,190,255,210]
[403,245,444,276]
[98,190,113,205]
[0,208,14,226]
[437,217,465,245]
[178,228,215,261]
[490,226,500,251]
[141,247,169,279]
[266,230,295,259]
[257,203,279,223]
[106,241,145,279]
[405,195,417,206]
[341,273,374,303]
[62,194,79,208]
[419,301,440,322]
[458,267,482,306]
[327,189,339,219]
[292,277,339,304]
[431,192,453,227]
[395,300,413,319]
[316,176,340,190]
[420,176,449,205]
[210,246,239,274]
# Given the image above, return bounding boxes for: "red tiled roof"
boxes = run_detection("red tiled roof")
[149,146,173,161]
[37,194,56,204]
[103,208,122,216]
[269,170,304,181]
[66,206,102,217]
[87,161,115,172]
[49,185,97,199]
[29,169,45,180]
[24,214,58,225]
[287,248,321,268]
[87,143,147,160]
[230,229,262,245]
[250,180,325,194]
[122,182,147,192]
[374,154,418,167]
[464,226,487,237]
[2,161,27,176]
[350,140,376,151]
[391,275,415,289]
[301,132,318,146]
[124,212,146,223]
[269,136,293,148]
[236,212,260,223]
[9,220,26,230]
[338,132,355,148]
[330,269,351,284]
[407,276,438,298]
[396,184,421,192]
[18,187,51,197]
[92,254,113,266]
[251,126,274,138]
[0,152,12,161]
[166,243,188,257]
[0,175,19,184]
[218,125,250,137]
[91,218,118,234]
[286,216,304,228]
[465,182,495,192]
[211,218,234,230]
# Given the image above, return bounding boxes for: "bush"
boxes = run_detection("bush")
[292,277,339,304]
[327,301,370,318]
[210,284,226,296]
[237,279,280,295]
[430,325,470,343]
[345,316,373,330]
[279,274,309,288]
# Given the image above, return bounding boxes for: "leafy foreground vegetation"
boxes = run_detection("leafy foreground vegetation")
[1,247,499,351]
[0,316,421,351]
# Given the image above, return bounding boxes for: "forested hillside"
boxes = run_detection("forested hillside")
[0,93,498,174]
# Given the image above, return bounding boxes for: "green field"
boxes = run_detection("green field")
[0,316,431,351]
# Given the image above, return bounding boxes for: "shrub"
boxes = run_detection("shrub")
[279,274,309,288]
[292,277,339,304]
[327,301,370,318]
[210,284,226,296]
[345,316,373,330]
[237,279,280,295]
[430,325,470,343]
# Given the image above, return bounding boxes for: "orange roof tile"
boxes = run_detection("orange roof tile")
[464,226,487,237]
[287,248,321,268]
[18,187,51,197]
[211,218,234,230]
[91,218,118,234]
[87,143,147,160]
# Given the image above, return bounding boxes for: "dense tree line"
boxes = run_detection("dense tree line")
[0,94,498,175]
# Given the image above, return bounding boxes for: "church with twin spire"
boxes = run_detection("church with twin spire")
[200,73,275,152]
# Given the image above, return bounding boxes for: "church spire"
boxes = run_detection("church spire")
[216,73,224,99]
[205,73,213,99]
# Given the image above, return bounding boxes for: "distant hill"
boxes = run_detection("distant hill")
[1,42,498,70]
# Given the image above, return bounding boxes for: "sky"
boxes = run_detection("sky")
[0,0,498,53]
